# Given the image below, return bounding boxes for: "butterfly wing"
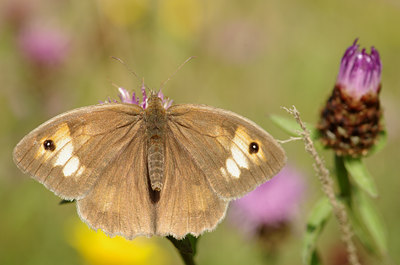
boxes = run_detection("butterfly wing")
[76,125,156,238]
[155,133,228,239]
[14,103,156,238]
[167,104,286,200]
[13,103,144,200]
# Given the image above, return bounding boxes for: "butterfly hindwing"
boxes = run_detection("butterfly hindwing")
[167,104,287,200]
[13,103,143,200]
[76,126,156,239]
[155,133,228,238]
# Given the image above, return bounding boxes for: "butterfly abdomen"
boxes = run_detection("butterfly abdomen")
[145,94,167,192]
[147,136,164,191]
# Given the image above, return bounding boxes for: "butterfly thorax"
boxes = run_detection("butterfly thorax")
[144,94,167,192]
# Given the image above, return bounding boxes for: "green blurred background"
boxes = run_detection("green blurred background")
[1,0,399,264]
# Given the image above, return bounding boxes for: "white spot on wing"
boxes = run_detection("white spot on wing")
[63,156,80,177]
[231,145,249,169]
[226,158,241,178]
[55,141,74,166]
[220,167,228,179]
[76,166,85,177]
[232,132,248,154]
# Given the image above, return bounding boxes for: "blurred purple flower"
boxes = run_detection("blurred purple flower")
[229,165,305,237]
[17,25,70,67]
[337,39,381,99]
[108,83,173,109]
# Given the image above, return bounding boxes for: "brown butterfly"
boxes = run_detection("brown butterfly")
[13,89,286,239]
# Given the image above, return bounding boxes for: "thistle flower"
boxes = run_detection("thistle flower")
[106,84,173,109]
[318,40,383,157]
[17,25,70,67]
[229,165,305,239]
[337,39,381,99]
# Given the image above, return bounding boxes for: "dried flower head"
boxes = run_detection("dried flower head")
[318,40,383,157]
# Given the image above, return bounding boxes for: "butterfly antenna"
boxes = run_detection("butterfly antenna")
[111,56,138,78]
[111,56,150,91]
[160,56,196,90]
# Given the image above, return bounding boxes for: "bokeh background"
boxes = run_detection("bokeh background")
[1,0,399,264]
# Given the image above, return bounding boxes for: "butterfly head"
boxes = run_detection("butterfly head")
[146,92,166,111]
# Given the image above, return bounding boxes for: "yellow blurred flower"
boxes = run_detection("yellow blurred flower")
[97,0,149,27]
[67,219,170,265]
[157,0,203,40]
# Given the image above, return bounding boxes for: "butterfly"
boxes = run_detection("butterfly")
[13,89,286,239]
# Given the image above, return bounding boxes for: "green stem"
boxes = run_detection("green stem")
[334,155,352,207]
[167,235,198,265]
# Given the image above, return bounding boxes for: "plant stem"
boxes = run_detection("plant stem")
[284,106,361,265]
[335,155,352,207]
[167,236,198,265]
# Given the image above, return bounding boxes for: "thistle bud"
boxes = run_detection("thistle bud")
[317,40,382,157]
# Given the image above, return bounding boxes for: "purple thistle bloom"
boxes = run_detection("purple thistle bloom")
[157,90,173,109]
[17,26,70,67]
[229,165,305,237]
[112,83,173,110]
[118,87,139,105]
[337,39,381,99]
[317,40,383,157]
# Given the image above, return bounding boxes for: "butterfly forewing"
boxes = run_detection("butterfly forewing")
[13,104,143,200]
[167,104,287,200]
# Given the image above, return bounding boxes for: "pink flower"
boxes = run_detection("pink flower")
[18,26,70,67]
[229,165,305,236]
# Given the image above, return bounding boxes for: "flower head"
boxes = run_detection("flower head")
[18,25,70,67]
[107,82,173,109]
[229,165,305,237]
[337,39,381,99]
[318,40,383,157]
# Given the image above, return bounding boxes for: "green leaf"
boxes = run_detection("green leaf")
[303,197,332,265]
[354,189,388,255]
[309,127,321,141]
[335,155,351,201]
[367,130,387,156]
[270,114,320,141]
[349,210,374,253]
[269,114,301,136]
[310,250,323,265]
[343,157,378,197]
